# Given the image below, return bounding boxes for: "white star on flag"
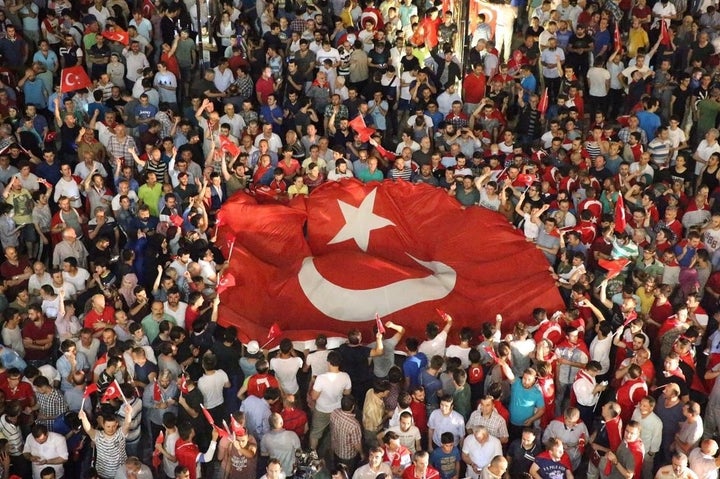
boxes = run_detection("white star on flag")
[328,189,395,252]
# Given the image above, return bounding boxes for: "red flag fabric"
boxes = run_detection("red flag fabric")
[60,66,93,93]
[179,375,188,394]
[538,87,549,115]
[660,20,671,46]
[83,383,98,398]
[152,430,164,468]
[348,115,376,142]
[231,415,245,435]
[219,135,240,157]
[141,0,156,18]
[517,173,535,187]
[213,180,563,342]
[614,194,626,233]
[214,424,230,439]
[435,308,447,320]
[483,345,498,362]
[101,380,121,402]
[217,273,236,295]
[102,28,129,45]
[268,323,282,339]
[170,214,184,227]
[375,313,385,334]
[153,381,162,401]
[614,22,621,50]
[598,258,630,280]
[201,404,215,426]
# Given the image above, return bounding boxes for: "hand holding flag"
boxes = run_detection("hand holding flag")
[153,380,163,402]
[152,430,164,468]
[201,403,215,426]
[375,313,385,334]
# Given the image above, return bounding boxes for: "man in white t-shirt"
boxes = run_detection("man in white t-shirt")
[418,315,453,359]
[197,354,230,420]
[23,425,68,479]
[304,335,330,378]
[693,128,720,175]
[269,339,304,395]
[162,287,187,329]
[309,350,351,450]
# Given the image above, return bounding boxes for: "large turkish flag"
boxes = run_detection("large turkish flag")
[216,180,563,344]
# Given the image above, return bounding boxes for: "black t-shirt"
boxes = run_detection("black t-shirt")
[401,55,420,73]
[60,123,81,154]
[211,340,242,376]
[338,343,372,384]
[567,34,594,61]
[507,439,541,477]
[672,85,691,119]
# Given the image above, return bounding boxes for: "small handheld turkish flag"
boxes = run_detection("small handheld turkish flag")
[375,313,385,334]
[214,424,230,439]
[153,380,163,401]
[179,375,189,394]
[517,173,535,187]
[83,383,98,398]
[614,22,621,50]
[201,404,215,426]
[660,19,671,46]
[231,415,244,435]
[348,115,376,142]
[102,28,129,45]
[614,194,626,233]
[538,87,549,115]
[598,258,630,280]
[217,273,236,295]
[268,323,282,339]
[219,135,240,157]
[141,0,155,18]
[152,430,164,468]
[60,66,93,93]
[101,380,121,402]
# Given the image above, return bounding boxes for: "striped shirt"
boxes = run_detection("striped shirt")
[647,137,671,168]
[0,415,23,455]
[95,429,127,479]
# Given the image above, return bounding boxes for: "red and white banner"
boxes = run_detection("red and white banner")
[215,180,563,342]
[60,66,93,93]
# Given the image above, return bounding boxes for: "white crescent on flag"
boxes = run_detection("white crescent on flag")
[64,73,80,88]
[298,188,457,321]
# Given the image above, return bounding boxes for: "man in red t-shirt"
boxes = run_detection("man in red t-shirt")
[84,294,116,337]
[239,359,279,398]
[175,422,219,479]
[1,368,36,424]
[0,247,32,301]
[255,67,277,105]
[22,305,55,363]
[402,451,440,479]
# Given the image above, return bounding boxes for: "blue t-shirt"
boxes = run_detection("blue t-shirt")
[430,445,461,479]
[403,353,428,388]
[508,379,544,426]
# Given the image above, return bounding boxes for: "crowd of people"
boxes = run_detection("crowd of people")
[1,0,720,478]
